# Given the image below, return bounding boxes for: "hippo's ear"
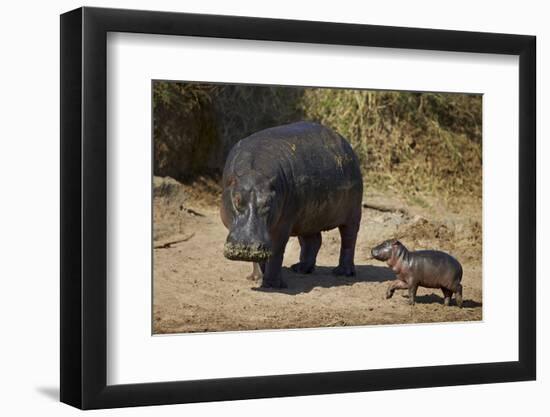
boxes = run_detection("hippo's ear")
[392,240,402,247]
[225,175,237,188]
[266,175,279,190]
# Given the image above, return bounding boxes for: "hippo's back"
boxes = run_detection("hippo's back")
[412,250,463,288]
[236,121,362,187]
[225,122,363,235]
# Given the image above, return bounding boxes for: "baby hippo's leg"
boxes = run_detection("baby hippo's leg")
[386,279,409,299]
[441,288,453,306]
[408,284,418,305]
[455,284,463,308]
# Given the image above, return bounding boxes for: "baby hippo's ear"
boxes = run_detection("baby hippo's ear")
[392,240,402,247]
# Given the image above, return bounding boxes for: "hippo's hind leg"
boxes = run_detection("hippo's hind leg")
[291,233,322,274]
[246,262,264,281]
[333,217,360,277]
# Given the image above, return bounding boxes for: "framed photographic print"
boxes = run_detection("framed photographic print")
[60,6,536,409]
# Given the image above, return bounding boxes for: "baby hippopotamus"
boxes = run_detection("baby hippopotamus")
[371,239,463,307]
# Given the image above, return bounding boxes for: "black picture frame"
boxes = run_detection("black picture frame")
[60,6,536,410]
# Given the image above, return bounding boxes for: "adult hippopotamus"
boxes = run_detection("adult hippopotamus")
[371,239,463,307]
[221,121,363,289]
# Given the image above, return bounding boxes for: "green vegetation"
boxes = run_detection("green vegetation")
[153,81,482,199]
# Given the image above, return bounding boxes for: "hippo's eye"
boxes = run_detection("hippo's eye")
[256,193,273,215]
[258,205,270,216]
[257,190,275,205]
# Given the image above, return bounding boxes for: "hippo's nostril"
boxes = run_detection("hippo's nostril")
[226,232,238,245]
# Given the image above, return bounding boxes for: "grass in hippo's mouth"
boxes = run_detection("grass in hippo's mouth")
[223,243,271,262]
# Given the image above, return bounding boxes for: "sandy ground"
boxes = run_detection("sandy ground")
[153,178,482,334]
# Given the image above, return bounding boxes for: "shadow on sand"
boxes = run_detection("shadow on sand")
[414,293,483,308]
[256,264,395,295]
[257,267,483,308]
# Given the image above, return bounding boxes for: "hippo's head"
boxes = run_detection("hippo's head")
[222,174,281,262]
[371,239,403,261]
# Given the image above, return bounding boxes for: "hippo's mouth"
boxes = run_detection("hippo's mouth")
[223,242,272,262]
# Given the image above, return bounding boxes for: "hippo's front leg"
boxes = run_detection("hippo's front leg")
[291,233,322,274]
[386,279,408,299]
[261,237,289,289]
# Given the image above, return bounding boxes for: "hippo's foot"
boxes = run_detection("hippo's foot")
[246,272,262,281]
[385,289,394,299]
[443,296,451,306]
[290,262,315,274]
[332,264,356,277]
[246,263,264,281]
[260,278,288,289]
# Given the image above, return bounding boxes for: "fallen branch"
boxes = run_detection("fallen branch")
[183,207,205,217]
[362,202,409,216]
[154,233,195,249]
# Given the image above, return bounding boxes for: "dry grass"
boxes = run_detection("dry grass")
[153,82,482,201]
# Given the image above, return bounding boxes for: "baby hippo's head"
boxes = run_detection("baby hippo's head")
[371,239,403,261]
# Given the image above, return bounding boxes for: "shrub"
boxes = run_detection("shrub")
[152,81,481,198]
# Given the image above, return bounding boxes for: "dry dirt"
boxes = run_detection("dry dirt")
[153,177,482,334]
